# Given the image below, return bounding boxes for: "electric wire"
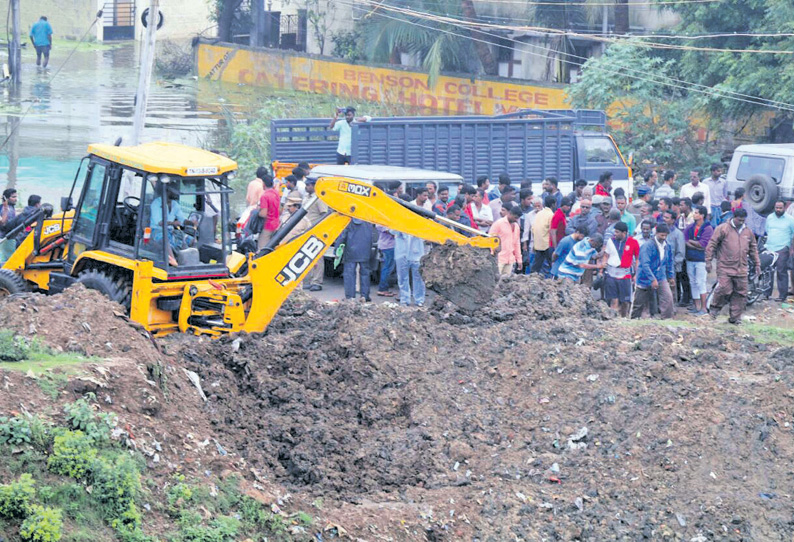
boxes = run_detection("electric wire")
[363,1,794,55]
[347,0,794,113]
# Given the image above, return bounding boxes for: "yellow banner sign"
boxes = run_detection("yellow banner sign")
[196,42,569,115]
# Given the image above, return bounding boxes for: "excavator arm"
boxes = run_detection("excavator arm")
[242,177,498,332]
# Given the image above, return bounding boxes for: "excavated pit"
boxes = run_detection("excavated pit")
[2,277,793,539]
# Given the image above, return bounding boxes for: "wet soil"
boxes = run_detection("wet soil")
[175,282,793,540]
[420,243,499,311]
[2,278,794,540]
[0,285,160,362]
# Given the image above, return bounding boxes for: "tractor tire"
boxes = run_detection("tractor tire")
[76,270,130,309]
[0,269,28,299]
[745,174,778,216]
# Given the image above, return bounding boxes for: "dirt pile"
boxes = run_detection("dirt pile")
[0,284,161,362]
[420,242,498,311]
[433,273,615,323]
[175,288,794,540]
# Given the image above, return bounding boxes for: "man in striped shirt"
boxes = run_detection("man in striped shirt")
[556,234,606,283]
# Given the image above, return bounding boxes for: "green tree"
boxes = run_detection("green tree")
[566,42,719,170]
[362,0,496,86]
[656,0,794,138]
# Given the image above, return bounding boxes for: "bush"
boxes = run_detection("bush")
[63,398,117,445]
[19,505,63,542]
[0,329,28,361]
[0,413,52,451]
[47,431,97,479]
[178,514,240,542]
[166,473,193,511]
[91,454,142,528]
[0,473,36,518]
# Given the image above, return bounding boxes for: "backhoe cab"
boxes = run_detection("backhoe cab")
[1,142,498,337]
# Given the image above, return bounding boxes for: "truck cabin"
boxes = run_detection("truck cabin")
[68,143,237,278]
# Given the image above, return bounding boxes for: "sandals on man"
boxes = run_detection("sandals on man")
[377,291,395,297]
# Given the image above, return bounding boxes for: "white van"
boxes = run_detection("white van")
[725,144,794,215]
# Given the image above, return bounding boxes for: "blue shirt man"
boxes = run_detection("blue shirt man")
[764,201,794,301]
[764,203,794,253]
[29,16,53,67]
[551,229,584,277]
[557,235,604,282]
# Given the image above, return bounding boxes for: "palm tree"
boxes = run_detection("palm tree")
[362,0,497,86]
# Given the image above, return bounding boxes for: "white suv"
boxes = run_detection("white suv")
[726,144,794,215]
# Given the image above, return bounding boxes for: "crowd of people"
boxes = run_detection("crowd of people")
[243,160,794,324]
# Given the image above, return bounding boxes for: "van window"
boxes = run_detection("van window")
[584,137,620,164]
[736,154,786,184]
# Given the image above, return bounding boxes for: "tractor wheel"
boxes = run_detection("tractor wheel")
[76,270,131,309]
[0,269,28,299]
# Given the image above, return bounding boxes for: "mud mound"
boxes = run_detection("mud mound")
[177,292,794,539]
[431,273,614,323]
[487,274,613,321]
[0,285,160,361]
[420,242,498,311]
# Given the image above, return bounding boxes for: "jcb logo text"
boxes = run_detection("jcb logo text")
[275,236,326,286]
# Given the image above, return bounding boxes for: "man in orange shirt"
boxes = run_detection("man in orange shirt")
[246,167,268,207]
[489,204,522,275]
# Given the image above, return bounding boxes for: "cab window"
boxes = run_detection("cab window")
[736,154,786,184]
[72,163,106,244]
[584,137,620,164]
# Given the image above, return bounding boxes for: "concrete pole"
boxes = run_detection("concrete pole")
[132,0,160,145]
[601,4,608,53]
[9,0,21,84]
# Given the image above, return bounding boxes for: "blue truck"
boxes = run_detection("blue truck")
[270,109,633,196]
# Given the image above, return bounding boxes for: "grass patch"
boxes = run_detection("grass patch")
[618,317,794,347]
[617,318,696,329]
[0,329,99,372]
[740,323,794,346]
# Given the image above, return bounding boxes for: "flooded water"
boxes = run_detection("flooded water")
[1,42,252,211]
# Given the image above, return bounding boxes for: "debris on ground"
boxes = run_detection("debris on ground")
[0,284,160,361]
[1,278,793,539]
[420,242,498,311]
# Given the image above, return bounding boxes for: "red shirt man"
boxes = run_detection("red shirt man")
[257,185,281,249]
[550,197,572,247]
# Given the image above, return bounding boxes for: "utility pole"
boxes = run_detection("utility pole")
[9,0,21,84]
[132,0,160,145]
[601,4,608,53]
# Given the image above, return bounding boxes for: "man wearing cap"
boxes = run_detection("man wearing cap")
[279,192,311,244]
[629,185,653,223]
[329,107,371,165]
[595,196,613,235]
[302,178,329,291]
[706,208,760,324]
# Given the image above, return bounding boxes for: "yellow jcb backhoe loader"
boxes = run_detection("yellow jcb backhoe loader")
[0,142,498,337]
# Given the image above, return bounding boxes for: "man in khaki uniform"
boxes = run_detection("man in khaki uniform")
[280,192,312,245]
[302,178,329,291]
[706,207,760,324]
